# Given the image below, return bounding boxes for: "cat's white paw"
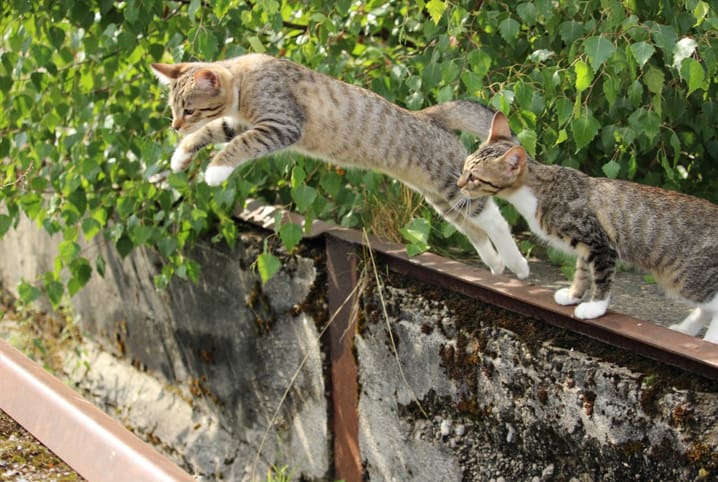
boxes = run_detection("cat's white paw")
[554,288,581,306]
[703,322,718,344]
[510,257,530,280]
[487,259,505,276]
[668,308,709,336]
[574,299,609,320]
[171,148,193,172]
[205,165,235,186]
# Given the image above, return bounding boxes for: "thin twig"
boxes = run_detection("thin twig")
[361,228,429,419]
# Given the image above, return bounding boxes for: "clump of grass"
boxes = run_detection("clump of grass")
[363,181,424,244]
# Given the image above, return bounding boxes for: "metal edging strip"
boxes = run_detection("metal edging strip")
[0,338,194,482]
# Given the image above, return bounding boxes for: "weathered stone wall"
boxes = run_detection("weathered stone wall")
[0,218,329,480]
[1,217,717,481]
[356,274,718,481]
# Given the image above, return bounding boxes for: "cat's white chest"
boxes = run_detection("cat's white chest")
[503,186,576,254]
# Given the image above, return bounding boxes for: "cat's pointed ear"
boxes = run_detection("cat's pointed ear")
[503,146,527,175]
[194,69,221,92]
[151,63,189,85]
[488,112,513,142]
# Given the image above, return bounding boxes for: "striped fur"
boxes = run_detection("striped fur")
[151,54,529,278]
[459,112,718,343]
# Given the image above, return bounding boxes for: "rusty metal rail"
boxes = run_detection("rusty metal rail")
[0,338,194,482]
[237,198,718,482]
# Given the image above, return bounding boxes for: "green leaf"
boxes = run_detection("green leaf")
[18,281,42,304]
[570,112,600,151]
[95,255,106,278]
[278,222,303,251]
[517,129,537,157]
[629,41,655,68]
[247,36,266,54]
[583,36,616,71]
[643,67,665,94]
[82,217,102,240]
[559,21,584,44]
[291,185,317,213]
[319,170,342,197]
[425,0,446,25]
[680,58,705,95]
[157,237,178,258]
[499,18,520,44]
[400,218,431,256]
[47,26,65,49]
[602,160,621,179]
[574,60,593,93]
[555,97,573,126]
[58,240,80,264]
[257,252,281,284]
[116,235,133,258]
[196,30,219,58]
[693,1,710,26]
[68,258,92,296]
[45,277,64,306]
[0,214,13,237]
[516,3,538,25]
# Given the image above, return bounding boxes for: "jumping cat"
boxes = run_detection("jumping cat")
[151,53,529,278]
[458,111,718,343]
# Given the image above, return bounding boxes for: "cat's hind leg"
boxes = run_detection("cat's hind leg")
[673,294,718,343]
[669,307,711,337]
[702,316,718,344]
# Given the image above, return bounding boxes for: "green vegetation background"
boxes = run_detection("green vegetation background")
[1,0,716,300]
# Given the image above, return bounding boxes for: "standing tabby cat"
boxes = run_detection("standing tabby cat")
[151,53,529,278]
[458,111,718,343]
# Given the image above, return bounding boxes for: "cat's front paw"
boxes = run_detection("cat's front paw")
[486,258,505,276]
[171,148,193,172]
[574,299,609,320]
[554,288,581,306]
[205,165,235,186]
[510,257,530,280]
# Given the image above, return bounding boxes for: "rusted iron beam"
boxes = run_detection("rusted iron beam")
[325,236,362,482]
[0,338,194,482]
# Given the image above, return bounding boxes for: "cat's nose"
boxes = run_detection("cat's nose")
[172,118,183,130]
[457,172,470,188]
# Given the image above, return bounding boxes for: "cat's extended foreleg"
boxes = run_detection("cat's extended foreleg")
[427,195,506,275]
[205,119,303,186]
[172,118,245,172]
[472,198,529,279]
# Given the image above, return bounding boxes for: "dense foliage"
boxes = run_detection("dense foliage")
[1,0,716,302]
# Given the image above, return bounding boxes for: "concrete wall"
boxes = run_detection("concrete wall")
[1,217,717,481]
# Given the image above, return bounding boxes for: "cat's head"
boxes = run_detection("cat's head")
[458,112,528,198]
[151,62,233,133]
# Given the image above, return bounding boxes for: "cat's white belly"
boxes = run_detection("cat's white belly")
[503,186,577,255]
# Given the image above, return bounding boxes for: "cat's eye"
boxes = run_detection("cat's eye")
[183,108,195,116]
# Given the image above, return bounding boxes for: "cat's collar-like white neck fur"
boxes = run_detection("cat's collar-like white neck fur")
[501,185,537,222]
